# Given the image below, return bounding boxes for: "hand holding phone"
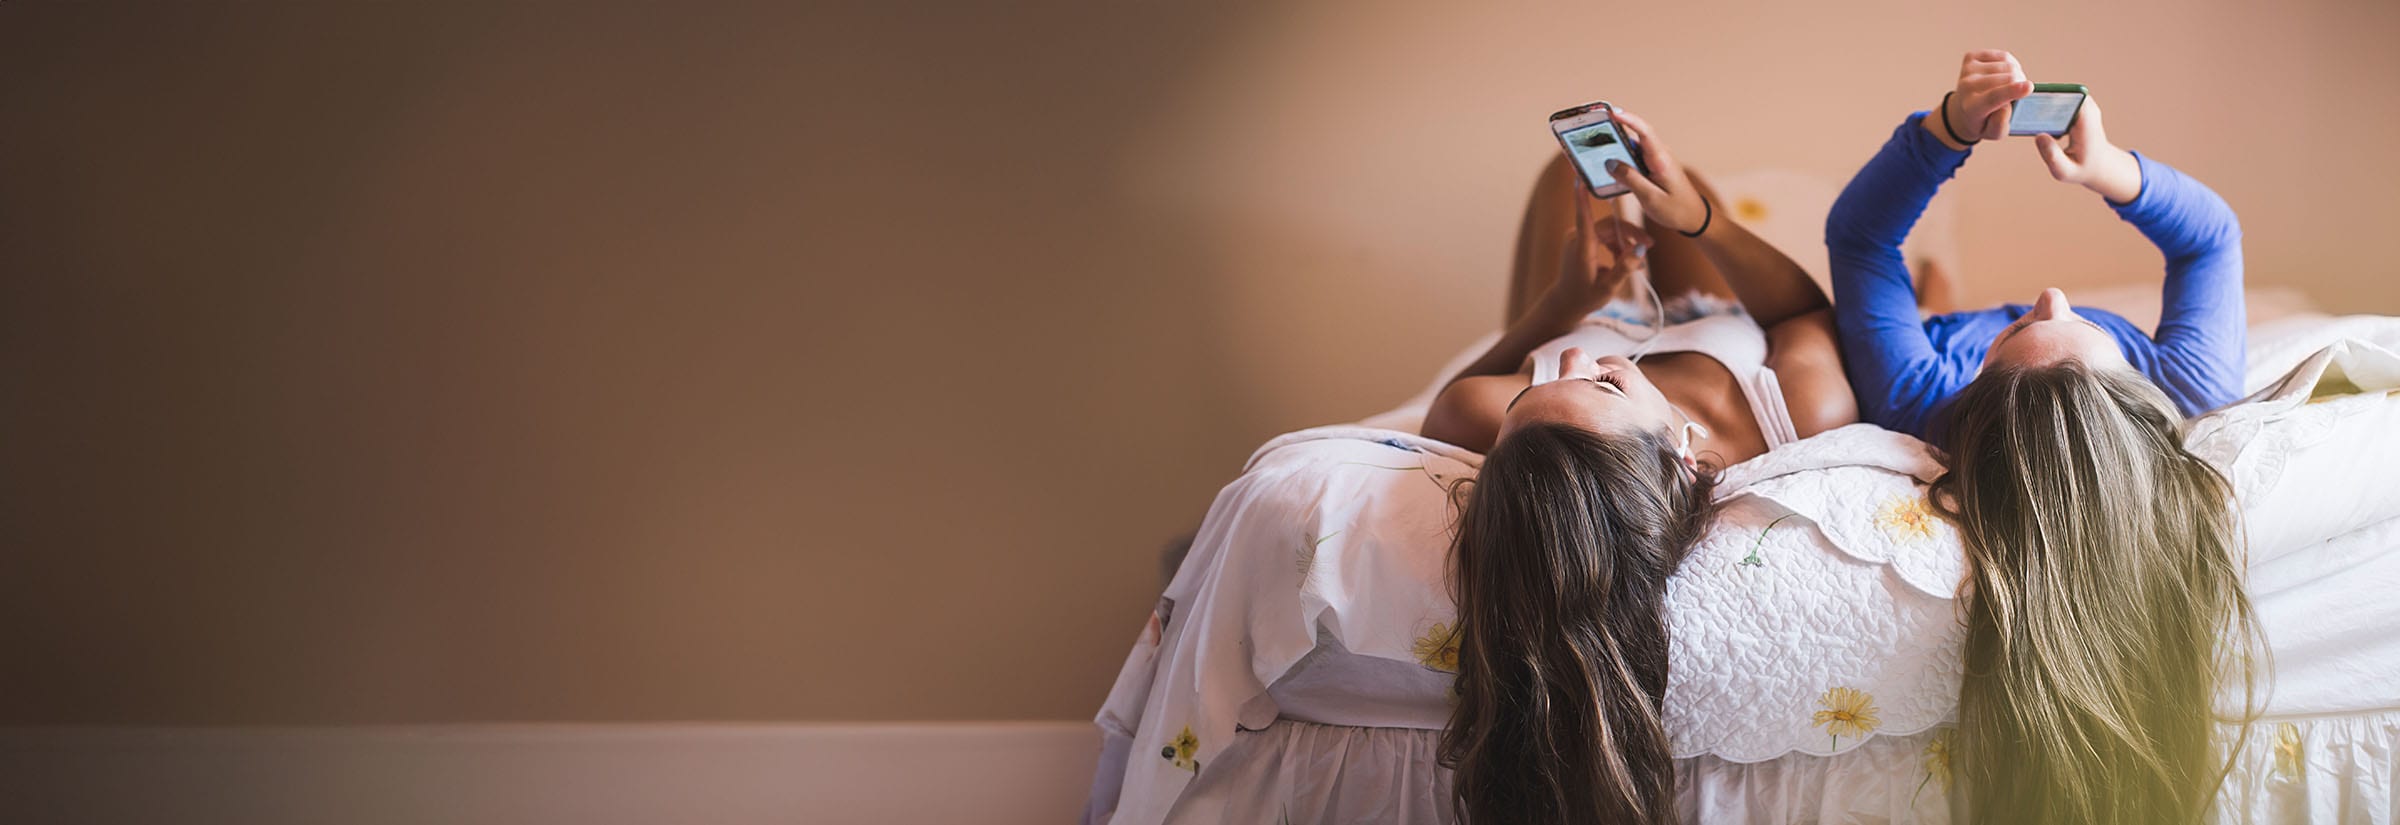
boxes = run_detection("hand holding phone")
[1946,49,2033,144]
[2032,96,2141,203]
[1548,101,1648,199]
[1595,110,1711,236]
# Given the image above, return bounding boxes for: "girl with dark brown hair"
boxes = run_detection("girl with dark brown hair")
[1421,112,1864,823]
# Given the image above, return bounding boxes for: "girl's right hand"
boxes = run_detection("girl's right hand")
[2033,96,2143,204]
[1603,109,1710,235]
[1944,49,2033,144]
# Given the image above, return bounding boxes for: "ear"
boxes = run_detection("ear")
[1927,482,1961,517]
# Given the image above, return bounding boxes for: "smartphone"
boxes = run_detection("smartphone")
[1549,101,1648,199]
[2008,83,2089,137]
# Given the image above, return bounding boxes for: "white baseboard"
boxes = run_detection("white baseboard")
[0,721,1099,825]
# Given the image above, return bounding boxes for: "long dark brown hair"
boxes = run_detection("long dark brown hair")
[1936,362,2261,825]
[1439,422,1716,825]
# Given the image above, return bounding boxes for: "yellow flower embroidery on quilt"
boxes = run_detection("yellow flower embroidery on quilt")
[1734,196,1769,223]
[1412,623,1460,672]
[1924,728,1954,790]
[1812,686,1882,748]
[1161,725,1200,772]
[1912,727,1956,805]
[1874,494,1937,543]
[2274,723,2303,780]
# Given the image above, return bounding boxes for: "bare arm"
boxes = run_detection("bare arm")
[1687,206,1827,327]
[1606,109,1862,437]
[1605,111,1827,329]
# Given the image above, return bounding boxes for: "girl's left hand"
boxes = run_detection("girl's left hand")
[1537,192,1652,323]
[1604,110,1711,235]
[1948,50,2033,143]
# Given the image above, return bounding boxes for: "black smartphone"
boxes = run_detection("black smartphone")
[1549,101,1649,199]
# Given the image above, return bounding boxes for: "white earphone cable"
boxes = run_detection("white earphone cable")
[1624,260,1666,363]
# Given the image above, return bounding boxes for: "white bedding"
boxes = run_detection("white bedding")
[2193,322,2400,721]
[1089,313,2400,825]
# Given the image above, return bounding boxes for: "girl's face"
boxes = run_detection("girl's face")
[1982,288,2131,373]
[1500,348,1679,440]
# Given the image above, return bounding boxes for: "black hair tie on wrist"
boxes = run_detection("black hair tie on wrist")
[1939,90,1980,147]
[1677,197,1712,238]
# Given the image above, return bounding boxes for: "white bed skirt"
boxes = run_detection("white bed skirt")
[2223,710,2400,824]
[1153,710,2400,824]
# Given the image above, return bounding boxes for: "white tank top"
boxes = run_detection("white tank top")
[1526,312,1801,450]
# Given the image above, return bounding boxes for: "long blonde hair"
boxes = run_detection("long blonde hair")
[1935,362,2261,824]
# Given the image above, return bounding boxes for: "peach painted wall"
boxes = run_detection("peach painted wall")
[2,2,2394,723]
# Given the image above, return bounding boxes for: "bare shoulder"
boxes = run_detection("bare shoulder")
[1420,373,1530,454]
[1763,309,1861,439]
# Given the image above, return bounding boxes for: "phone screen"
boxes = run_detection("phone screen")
[2009,92,2084,136]
[1559,119,1636,192]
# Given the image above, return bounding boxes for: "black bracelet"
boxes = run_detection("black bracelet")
[1939,91,1979,146]
[1678,196,1712,238]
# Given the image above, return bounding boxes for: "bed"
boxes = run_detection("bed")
[1083,305,2400,825]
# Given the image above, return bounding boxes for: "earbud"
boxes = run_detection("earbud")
[1676,419,1711,463]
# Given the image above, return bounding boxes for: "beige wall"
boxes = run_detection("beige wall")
[3,2,2394,724]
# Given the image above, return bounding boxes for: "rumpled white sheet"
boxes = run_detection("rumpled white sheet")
[2190,327,2400,721]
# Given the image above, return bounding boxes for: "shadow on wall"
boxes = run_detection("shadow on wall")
[0,3,1284,724]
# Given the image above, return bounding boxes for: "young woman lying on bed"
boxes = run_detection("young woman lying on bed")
[1419,50,2258,825]
[1828,50,2260,825]
[1417,113,1868,824]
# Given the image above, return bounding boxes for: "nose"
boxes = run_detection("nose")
[1558,347,1596,378]
[2029,288,2072,320]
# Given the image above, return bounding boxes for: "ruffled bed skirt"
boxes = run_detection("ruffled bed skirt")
[2222,710,2400,823]
[1153,710,2400,824]
[1159,721,1948,824]
[1162,721,1453,824]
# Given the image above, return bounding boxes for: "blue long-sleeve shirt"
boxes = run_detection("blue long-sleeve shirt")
[1824,112,2246,440]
